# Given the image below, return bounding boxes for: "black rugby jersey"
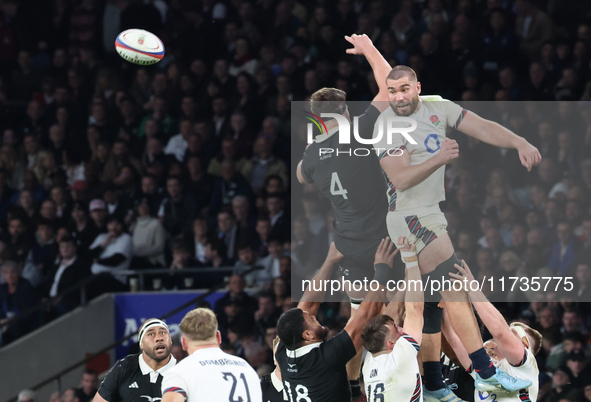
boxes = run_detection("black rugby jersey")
[276,330,357,402]
[261,372,287,402]
[97,353,177,402]
[301,104,388,255]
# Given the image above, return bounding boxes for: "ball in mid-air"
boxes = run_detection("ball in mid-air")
[115,29,165,65]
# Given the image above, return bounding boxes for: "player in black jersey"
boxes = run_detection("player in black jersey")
[260,336,287,402]
[92,319,176,402]
[296,33,395,398]
[276,239,398,402]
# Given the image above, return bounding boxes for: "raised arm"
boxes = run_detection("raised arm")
[457,111,541,171]
[345,34,391,111]
[345,238,398,350]
[380,137,458,192]
[297,242,344,317]
[449,261,525,365]
[398,238,424,345]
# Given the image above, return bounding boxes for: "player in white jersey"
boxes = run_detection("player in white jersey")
[441,261,542,402]
[372,66,540,401]
[161,308,262,402]
[361,237,424,402]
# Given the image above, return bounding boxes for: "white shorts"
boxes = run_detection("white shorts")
[387,206,448,254]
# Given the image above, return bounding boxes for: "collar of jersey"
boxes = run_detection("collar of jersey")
[271,371,288,400]
[139,353,177,383]
[285,342,321,358]
[314,126,339,143]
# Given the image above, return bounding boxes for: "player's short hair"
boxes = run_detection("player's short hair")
[386,65,418,83]
[510,322,543,356]
[309,88,346,116]
[361,314,394,354]
[180,308,218,342]
[277,308,306,350]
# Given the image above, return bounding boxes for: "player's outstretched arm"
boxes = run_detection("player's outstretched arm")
[440,305,472,371]
[297,242,344,317]
[397,237,424,345]
[345,34,391,111]
[380,137,458,192]
[449,262,524,365]
[344,238,397,350]
[457,111,541,172]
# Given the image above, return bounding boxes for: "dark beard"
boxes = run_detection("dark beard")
[144,344,172,362]
[389,94,420,116]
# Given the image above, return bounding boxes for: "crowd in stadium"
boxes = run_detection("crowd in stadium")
[1,0,591,401]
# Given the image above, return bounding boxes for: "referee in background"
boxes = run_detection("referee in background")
[92,318,177,402]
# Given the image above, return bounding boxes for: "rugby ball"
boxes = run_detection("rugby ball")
[115,29,165,65]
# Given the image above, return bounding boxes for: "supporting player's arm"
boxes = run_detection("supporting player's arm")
[380,137,458,192]
[449,262,525,365]
[345,34,391,111]
[457,111,541,171]
[345,238,398,350]
[297,242,344,317]
[296,160,306,184]
[398,238,424,345]
[91,393,109,402]
[162,393,184,402]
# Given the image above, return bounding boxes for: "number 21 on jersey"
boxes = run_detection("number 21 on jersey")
[330,172,348,199]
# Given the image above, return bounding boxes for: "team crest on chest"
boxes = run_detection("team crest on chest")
[429,115,441,127]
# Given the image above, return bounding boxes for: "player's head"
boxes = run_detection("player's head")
[386,65,421,116]
[138,318,172,363]
[483,339,501,363]
[361,315,403,354]
[309,88,348,121]
[179,308,221,348]
[509,322,543,355]
[276,308,328,350]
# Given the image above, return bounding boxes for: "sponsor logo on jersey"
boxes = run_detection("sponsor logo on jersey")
[287,363,298,373]
[140,396,161,402]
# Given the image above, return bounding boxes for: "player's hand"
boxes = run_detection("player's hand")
[345,34,374,56]
[449,260,476,283]
[397,236,417,266]
[326,242,344,263]
[374,237,398,268]
[517,140,542,172]
[437,138,459,165]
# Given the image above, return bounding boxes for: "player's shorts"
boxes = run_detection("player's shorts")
[387,206,448,254]
[335,236,403,284]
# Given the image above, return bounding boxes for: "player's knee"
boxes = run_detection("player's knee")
[422,302,443,334]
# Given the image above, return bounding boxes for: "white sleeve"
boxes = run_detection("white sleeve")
[389,335,420,373]
[161,370,189,398]
[441,99,465,129]
[109,235,133,257]
[90,234,106,250]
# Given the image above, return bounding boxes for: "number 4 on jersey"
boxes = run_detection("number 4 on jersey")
[330,172,348,199]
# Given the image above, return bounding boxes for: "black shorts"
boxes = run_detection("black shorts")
[335,236,403,283]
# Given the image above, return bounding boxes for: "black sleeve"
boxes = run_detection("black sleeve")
[97,360,122,402]
[87,245,104,260]
[96,253,127,267]
[321,330,357,366]
[300,153,314,184]
[354,105,381,141]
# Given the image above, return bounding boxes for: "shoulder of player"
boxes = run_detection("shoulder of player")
[113,353,141,371]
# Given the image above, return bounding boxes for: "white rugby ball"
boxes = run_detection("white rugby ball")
[115,29,165,65]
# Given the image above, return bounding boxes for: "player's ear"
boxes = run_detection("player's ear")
[216,330,222,345]
[181,335,188,351]
[416,81,421,95]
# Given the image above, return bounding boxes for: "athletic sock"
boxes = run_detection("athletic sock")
[422,361,446,391]
[349,379,362,398]
[469,348,496,379]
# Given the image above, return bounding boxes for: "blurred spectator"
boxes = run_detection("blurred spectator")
[17,390,35,402]
[69,200,98,253]
[89,216,133,285]
[252,237,285,289]
[45,236,91,315]
[158,176,197,239]
[549,221,580,276]
[566,349,591,388]
[130,200,166,269]
[210,160,253,215]
[88,199,108,233]
[0,261,41,344]
[204,237,232,269]
[75,369,98,402]
[243,135,288,195]
[215,274,258,327]
[217,210,239,261]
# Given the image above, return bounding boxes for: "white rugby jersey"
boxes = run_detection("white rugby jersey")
[372,96,465,212]
[362,334,423,402]
[471,347,539,402]
[161,347,262,402]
